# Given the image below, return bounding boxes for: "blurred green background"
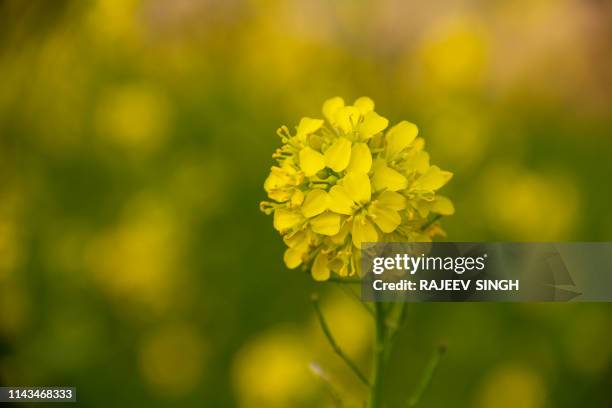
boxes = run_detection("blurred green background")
[1,0,611,407]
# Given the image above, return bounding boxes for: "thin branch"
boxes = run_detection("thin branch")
[309,362,344,407]
[369,302,387,407]
[326,276,362,284]
[407,344,447,407]
[420,214,443,232]
[383,303,408,362]
[311,293,371,387]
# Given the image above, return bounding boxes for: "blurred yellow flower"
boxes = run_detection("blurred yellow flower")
[87,0,142,44]
[85,196,181,313]
[417,16,489,89]
[476,364,547,408]
[261,97,453,281]
[95,84,171,154]
[481,165,578,240]
[232,328,315,408]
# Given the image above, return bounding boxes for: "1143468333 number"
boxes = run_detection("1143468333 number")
[1,387,76,402]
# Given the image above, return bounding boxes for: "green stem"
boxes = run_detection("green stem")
[407,344,447,407]
[383,303,407,363]
[420,214,442,231]
[311,294,370,387]
[368,302,387,408]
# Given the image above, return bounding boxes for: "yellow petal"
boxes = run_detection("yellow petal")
[342,172,371,204]
[372,164,408,191]
[263,173,280,192]
[407,150,430,174]
[334,106,360,133]
[376,191,406,211]
[358,111,388,139]
[386,121,418,159]
[412,138,425,150]
[346,142,372,173]
[312,252,330,281]
[322,97,345,124]
[268,190,291,202]
[273,209,303,232]
[264,167,290,191]
[328,257,346,276]
[416,200,431,218]
[328,185,355,215]
[324,137,352,172]
[351,217,378,248]
[369,206,401,233]
[430,195,455,215]
[301,189,329,218]
[413,166,453,191]
[284,248,303,269]
[329,221,351,245]
[310,212,342,236]
[336,263,349,277]
[290,190,304,207]
[284,230,308,249]
[297,117,324,136]
[353,96,374,114]
[299,147,325,176]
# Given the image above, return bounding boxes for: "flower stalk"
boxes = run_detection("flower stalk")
[311,294,371,387]
[407,344,447,407]
[262,96,453,406]
[368,302,387,408]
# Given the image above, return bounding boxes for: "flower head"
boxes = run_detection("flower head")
[261,97,453,281]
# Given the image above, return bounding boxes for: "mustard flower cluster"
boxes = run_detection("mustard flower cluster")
[260,97,454,281]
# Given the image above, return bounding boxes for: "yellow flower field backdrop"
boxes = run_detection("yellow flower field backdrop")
[1,0,611,407]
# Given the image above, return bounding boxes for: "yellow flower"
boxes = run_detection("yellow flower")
[261,97,454,281]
